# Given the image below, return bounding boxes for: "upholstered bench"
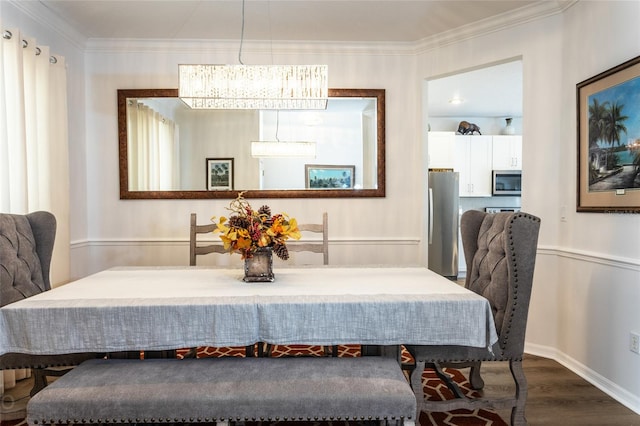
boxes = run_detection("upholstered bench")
[27,356,416,425]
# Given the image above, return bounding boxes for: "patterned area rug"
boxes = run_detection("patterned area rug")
[418,367,508,426]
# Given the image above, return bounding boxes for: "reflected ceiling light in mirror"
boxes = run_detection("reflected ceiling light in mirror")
[178,64,328,110]
[251,141,316,158]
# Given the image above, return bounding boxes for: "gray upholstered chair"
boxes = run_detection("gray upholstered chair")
[0,211,99,395]
[405,210,541,426]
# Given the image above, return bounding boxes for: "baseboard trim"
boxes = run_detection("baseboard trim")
[525,342,640,415]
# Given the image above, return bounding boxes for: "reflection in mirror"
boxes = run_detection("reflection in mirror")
[119,89,385,199]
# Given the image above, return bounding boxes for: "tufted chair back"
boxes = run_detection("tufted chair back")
[407,210,540,425]
[461,210,540,358]
[1,211,100,395]
[1,211,56,307]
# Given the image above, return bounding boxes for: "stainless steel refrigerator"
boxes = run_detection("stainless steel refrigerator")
[428,171,459,279]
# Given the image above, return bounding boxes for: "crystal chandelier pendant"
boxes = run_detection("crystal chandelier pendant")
[178,64,328,110]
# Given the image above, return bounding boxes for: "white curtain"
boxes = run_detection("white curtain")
[0,26,70,393]
[126,100,180,190]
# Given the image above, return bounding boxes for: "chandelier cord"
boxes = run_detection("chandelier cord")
[267,0,274,65]
[238,0,246,65]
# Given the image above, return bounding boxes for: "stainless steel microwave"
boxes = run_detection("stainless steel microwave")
[492,170,521,195]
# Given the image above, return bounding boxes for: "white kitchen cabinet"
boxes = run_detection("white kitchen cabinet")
[454,135,493,197]
[427,131,456,169]
[492,135,522,170]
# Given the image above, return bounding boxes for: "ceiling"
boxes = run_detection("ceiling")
[428,59,523,118]
[32,1,567,117]
[37,0,556,43]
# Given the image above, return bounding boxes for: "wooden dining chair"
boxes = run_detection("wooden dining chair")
[189,213,227,266]
[287,212,329,265]
[405,210,541,426]
[0,211,100,395]
[264,212,334,357]
[187,213,255,358]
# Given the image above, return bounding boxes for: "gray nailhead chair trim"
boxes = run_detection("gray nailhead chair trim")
[406,211,541,426]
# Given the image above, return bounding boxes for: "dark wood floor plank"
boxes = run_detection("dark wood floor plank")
[480,354,640,425]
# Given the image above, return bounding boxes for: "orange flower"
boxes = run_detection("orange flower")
[212,192,300,260]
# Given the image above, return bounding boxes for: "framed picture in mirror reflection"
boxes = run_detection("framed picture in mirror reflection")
[305,165,355,189]
[206,158,234,191]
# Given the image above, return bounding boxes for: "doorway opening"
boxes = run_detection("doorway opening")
[424,58,524,278]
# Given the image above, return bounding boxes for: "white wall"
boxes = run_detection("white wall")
[78,42,421,275]
[556,1,640,411]
[176,109,259,190]
[417,1,640,413]
[259,109,365,190]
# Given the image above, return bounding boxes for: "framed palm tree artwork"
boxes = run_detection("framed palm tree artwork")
[206,158,234,191]
[577,54,640,212]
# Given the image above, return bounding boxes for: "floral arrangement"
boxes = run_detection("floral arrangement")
[212,192,300,260]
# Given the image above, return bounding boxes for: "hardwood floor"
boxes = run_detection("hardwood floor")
[1,353,639,425]
[482,354,640,425]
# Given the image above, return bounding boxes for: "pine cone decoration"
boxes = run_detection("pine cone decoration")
[258,205,271,217]
[229,215,249,229]
[273,242,289,260]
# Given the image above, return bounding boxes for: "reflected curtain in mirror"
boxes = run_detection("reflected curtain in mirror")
[126,99,180,191]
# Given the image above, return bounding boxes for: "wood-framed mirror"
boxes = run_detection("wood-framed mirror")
[118,88,385,199]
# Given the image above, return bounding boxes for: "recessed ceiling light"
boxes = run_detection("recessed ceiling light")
[449,97,464,105]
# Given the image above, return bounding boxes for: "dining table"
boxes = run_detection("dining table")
[0,266,498,358]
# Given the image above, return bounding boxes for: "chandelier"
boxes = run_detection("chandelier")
[178,0,328,110]
[178,64,328,110]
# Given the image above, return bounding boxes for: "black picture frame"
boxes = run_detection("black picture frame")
[206,158,234,191]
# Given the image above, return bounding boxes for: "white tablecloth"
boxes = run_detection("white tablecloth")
[0,267,498,355]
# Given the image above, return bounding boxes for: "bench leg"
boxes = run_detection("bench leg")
[30,369,48,396]
[30,367,74,397]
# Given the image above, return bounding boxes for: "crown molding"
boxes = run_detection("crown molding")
[84,38,416,57]
[7,0,87,50]
[414,0,576,54]
[8,0,576,57]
